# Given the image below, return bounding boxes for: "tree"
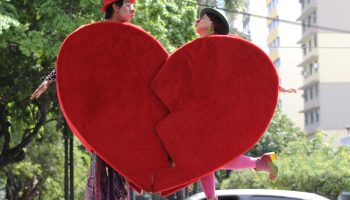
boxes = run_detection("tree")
[246,108,305,157]
[133,0,197,53]
[3,122,90,199]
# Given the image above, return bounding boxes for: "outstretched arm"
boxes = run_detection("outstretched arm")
[278,85,297,93]
[31,68,56,100]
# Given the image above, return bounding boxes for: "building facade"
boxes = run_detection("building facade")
[298,0,350,145]
[266,0,304,128]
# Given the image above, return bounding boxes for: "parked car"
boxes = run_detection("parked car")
[187,189,329,200]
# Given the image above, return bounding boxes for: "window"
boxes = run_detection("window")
[313,60,318,72]
[304,89,308,102]
[268,1,275,13]
[302,44,306,55]
[314,34,318,48]
[269,45,273,54]
[309,64,313,76]
[300,0,310,10]
[274,58,281,69]
[313,10,317,23]
[305,112,309,125]
[268,17,279,33]
[269,37,280,53]
[316,108,320,122]
[310,110,314,124]
[308,40,312,52]
[301,0,305,9]
[302,68,308,78]
[309,86,313,99]
[315,84,319,97]
[307,16,312,27]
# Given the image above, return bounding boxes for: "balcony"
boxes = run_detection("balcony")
[298,27,318,44]
[298,48,318,67]
[301,92,320,111]
[298,0,317,21]
[298,76,319,90]
[300,105,320,134]
[303,72,319,86]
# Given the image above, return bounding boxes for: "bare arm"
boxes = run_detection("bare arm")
[30,68,56,100]
[278,85,297,93]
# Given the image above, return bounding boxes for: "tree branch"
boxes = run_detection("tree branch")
[0,101,47,169]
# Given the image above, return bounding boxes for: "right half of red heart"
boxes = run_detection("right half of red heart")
[151,35,279,193]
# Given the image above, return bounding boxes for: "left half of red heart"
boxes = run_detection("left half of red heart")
[56,22,172,192]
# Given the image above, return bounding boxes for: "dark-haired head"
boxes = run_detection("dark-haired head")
[105,0,124,19]
[195,8,229,37]
[104,0,135,22]
[206,12,227,35]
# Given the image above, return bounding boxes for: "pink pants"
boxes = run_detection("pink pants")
[199,155,257,198]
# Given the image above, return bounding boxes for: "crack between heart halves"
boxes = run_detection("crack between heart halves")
[151,154,176,192]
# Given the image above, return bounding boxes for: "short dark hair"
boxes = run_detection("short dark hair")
[206,12,227,35]
[105,0,124,19]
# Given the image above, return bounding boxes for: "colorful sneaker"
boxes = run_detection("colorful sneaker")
[255,152,278,181]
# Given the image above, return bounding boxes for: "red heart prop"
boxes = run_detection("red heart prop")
[56,23,278,195]
[56,22,172,192]
[151,35,279,195]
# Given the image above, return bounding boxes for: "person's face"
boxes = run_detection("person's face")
[113,0,135,22]
[195,14,213,37]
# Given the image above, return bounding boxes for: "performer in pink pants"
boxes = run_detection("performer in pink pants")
[195,8,296,200]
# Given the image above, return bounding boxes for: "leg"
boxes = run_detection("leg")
[221,153,278,180]
[106,166,130,200]
[85,153,108,200]
[199,173,216,200]
[221,155,257,170]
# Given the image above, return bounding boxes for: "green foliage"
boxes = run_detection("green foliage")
[221,132,350,200]
[215,109,305,183]
[224,0,243,10]
[2,122,90,199]
[247,109,305,157]
[133,0,197,52]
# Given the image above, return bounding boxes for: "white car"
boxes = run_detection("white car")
[186,189,330,200]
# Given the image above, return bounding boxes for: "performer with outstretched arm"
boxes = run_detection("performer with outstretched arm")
[193,8,296,200]
[31,1,135,199]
